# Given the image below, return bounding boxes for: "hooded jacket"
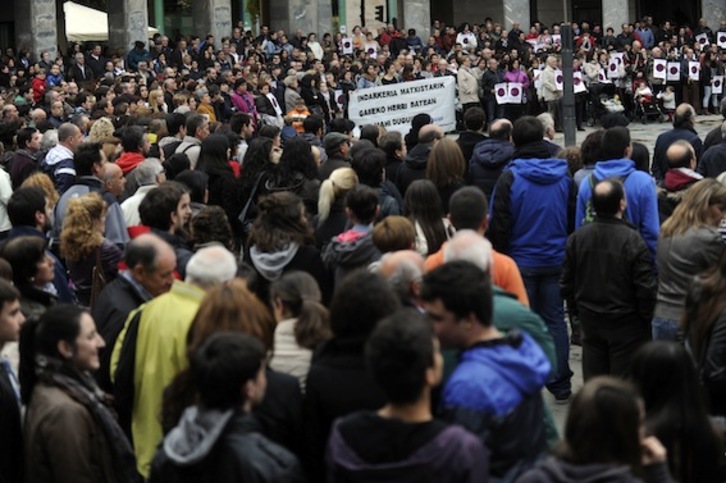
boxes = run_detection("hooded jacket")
[656,167,702,223]
[41,143,75,194]
[149,407,304,483]
[326,412,489,482]
[575,159,659,259]
[441,330,551,481]
[469,138,515,199]
[322,227,382,283]
[517,456,674,483]
[397,143,432,195]
[116,152,146,175]
[489,146,576,268]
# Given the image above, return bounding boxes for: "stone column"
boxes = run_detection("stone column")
[192,0,233,44]
[702,0,726,25]
[402,0,430,40]
[269,0,330,38]
[15,0,57,62]
[602,0,630,30]
[504,0,530,32]
[108,0,150,55]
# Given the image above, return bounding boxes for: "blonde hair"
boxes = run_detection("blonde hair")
[87,117,116,144]
[317,167,358,223]
[60,192,107,262]
[661,179,726,238]
[21,173,59,207]
[149,89,165,112]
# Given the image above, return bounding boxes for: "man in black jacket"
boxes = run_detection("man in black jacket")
[92,233,176,392]
[480,58,504,125]
[561,178,656,381]
[397,123,443,195]
[651,103,703,182]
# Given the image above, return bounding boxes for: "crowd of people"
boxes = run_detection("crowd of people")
[0,13,724,483]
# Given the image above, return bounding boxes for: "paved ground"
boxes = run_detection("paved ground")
[542,113,723,434]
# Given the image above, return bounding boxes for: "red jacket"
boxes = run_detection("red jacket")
[116,151,146,175]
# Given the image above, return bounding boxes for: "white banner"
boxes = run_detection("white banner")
[714,76,724,95]
[688,61,700,81]
[573,72,587,93]
[348,76,456,134]
[667,62,680,82]
[653,59,667,80]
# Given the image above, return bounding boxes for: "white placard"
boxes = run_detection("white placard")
[666,62,681,82]
[573,72,587,93]
[364,42,378,58]
[714,76,724,95]
[555,69,563,91]
[607,58,620,78]
[688,61,700,81]
[507,82,523,104]
[533,70,543,91]
[696,33,709,46]
[653,59,667,80]
[348,76,457,135]
[718,32,726,49]
[495,83,509,104]
[552,34,561,46]
[341,37,354,55]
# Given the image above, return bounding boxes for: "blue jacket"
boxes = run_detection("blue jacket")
[488,156,576,268]
[575,159,659,259]
[440,331,550,481]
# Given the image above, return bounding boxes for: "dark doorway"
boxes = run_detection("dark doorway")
[572,0,602,27]
[639,0,699,27]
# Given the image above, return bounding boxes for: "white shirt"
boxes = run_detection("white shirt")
[269,318,313,392]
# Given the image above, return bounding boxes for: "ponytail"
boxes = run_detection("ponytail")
[317,178,335,223]
[270,271,331,350]
[294,298,331,349]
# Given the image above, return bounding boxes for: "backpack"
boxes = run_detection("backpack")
[582,172,631,225]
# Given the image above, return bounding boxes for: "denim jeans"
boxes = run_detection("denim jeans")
[520,266,573,398]
[652,316,680,341]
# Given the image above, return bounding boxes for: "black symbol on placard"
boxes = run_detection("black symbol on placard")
[497,88,506,96]
[670,67,678,74]
[368,48,374,54]
[656,63,664,71]
[721,36,726,43]
[337,94,344,103]
[692,66,698,73]
[716,80,722,87]
[700,37,707,44]
[557,75,563,83]
[464,38,469,44]
[610,63,616,70]
[574,77,581,85]
[344,41,350,48]
[510,87,519,96]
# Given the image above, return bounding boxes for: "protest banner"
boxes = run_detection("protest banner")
[348,76,456,134]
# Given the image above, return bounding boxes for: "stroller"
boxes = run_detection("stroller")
[633,79,667,123]
[587,82,619,126]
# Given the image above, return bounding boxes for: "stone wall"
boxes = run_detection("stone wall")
[15,0,57,60]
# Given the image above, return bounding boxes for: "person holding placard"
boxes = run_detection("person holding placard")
[504,59,529,121]
[680,48,701,112]
[541,56,562,131]
[481,58,505,124]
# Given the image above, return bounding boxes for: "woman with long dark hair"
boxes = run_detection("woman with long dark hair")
[517,376,673,482]
[245,192,331,305]
[265,138,320,216]
[1,236,58,319]
[197,134,242,236]
[404,179,454,256]
[20,305,137,483]
[300,73,329,121]
[426,138,466,213]
[629,341,723,482]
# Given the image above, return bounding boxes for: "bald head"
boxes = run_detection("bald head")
[418,124,444,144]
[592,178,626,218]
[489,118,513,141]
[673,103,696,128]
[665,140,696,169]
[443,230,494,274]
[125,233,177,296]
